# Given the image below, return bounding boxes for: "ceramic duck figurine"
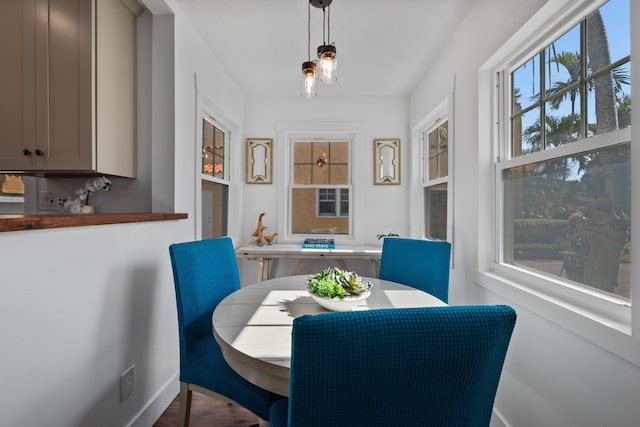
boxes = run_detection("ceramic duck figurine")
[252,212,266,237]
[264,232,278,245]
[254,225,266,246]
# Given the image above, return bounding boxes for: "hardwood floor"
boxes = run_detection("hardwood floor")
[153,392,260,427]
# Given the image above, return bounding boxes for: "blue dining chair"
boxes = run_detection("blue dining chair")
[378,237,452,303]
[169,237,282,427]
[270,305,516,427]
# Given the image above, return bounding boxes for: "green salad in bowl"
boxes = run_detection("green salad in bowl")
[307,267,372,299]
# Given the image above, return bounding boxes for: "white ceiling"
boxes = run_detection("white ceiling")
[175,0,477,96]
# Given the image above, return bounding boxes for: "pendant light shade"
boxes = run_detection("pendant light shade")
[300,0,337,97]
[301,61,317,98]
[317,44,337,84]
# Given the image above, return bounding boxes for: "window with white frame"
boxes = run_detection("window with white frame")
[422,118,449,240]
[317,188,349,217]
[498,0,631,300]
[201,116,230,238]
[290,139,351,235]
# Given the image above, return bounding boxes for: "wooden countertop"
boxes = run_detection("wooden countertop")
[0,212,188,232]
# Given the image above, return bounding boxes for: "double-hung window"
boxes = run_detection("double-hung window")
[201,116,230,238]
[290,139,351,236]
[477,0,636,362]
[422,118,449,240]
[498,0,631,300]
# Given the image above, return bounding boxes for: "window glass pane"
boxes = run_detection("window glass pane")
[510,0,630,156]
[293,142,311,184]
[512,55,540,111]
[293,165,311,184]
[291,140,351,235]
[201,180,228,238]
[587,0,630,76]
[587,62,631,135]
[424,183,447,240]
[329,164,349,184]
[202,119,225,179]
[318,189,336,215]
[312,164,329,184]
[292,188,349,234]
[503,144,630,298]
[546,25,581,92]
[312,141,329,166]
[512,107,541,156]
[545,88,582,146]
[294,141,312,163]
[213,127,225,179]
[340,189,349,216]
[202,120,214,176]
[428,122,448,180]
[331,142,349,163]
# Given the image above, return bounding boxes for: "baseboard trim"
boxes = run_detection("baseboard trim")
[128,372,180,427]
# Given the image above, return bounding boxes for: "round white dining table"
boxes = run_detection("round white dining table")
[212,274,446,397]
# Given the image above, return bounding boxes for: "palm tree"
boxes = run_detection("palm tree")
[519,9,631,292]
[571,9,630,292]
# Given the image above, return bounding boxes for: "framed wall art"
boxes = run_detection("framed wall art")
[246,138,273,184]
[374,138,400,185]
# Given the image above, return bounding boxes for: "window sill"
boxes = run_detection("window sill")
[0,212,188,233]
[472,268,640,367]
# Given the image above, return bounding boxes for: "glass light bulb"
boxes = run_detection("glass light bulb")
[317,46,337,84]
[301,61,317,98]
[302,74,317,98]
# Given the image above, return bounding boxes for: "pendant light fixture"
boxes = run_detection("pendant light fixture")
[314,0,337,84]
[301,0,317,98]
[301,0,337,98]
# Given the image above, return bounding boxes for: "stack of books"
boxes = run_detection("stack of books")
[302,238,335,249]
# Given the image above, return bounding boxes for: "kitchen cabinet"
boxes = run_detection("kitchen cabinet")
[0,0,142,177]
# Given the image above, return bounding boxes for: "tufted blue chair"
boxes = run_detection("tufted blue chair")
[379,237,452,303]
[169,237,281,427]
[270,305,516,427]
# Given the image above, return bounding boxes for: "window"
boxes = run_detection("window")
[499,0,631,300]
[423,119,449,240]
[201,117,230,238]
[317,188,349,217]
[202,117,227,179]
[290,139,351,235]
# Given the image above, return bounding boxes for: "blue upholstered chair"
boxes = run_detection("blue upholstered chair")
[379,237,452,303]
[270,305,516,427]
[169,237,281,427]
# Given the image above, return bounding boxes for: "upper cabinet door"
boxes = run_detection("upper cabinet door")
[0,0,138,177]
[46,0,94,171]
[0,0,38,170]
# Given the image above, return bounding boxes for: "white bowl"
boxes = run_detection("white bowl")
[309,290,371,312]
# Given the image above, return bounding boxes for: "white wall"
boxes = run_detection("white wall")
[0,0,247,426]
[239,94,409,281]
[409,0,640,426]
[3,0,638,425]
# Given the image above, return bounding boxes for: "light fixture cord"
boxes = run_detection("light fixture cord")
[322,6,327,45]
[307,1,311,61]
[327,5,331,44]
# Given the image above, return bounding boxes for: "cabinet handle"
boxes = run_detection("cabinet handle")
[23,149,32,156]
[35,149,44,156]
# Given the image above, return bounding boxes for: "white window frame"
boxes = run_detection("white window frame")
[477,0,639,366]
[286,135,354,241]
[316,188,349,217]
[201,115,231,185]
[197,110,233,240]
[422,111,451,241]
[411,97,454,243]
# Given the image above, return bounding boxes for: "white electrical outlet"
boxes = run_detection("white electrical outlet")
[120,365,135,401]
[38,192,59,211]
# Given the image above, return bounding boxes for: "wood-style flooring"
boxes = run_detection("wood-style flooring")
[153,392,260,427]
